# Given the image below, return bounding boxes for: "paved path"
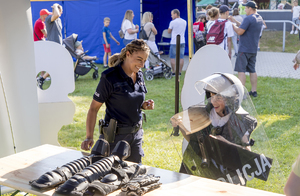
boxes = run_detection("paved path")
[161,51,300,79]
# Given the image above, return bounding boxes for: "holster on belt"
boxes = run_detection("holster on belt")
[99,119,117,143]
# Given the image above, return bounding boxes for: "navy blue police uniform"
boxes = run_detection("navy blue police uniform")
[92,63,147,163]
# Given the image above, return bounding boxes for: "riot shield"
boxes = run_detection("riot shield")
[170,83,283,191]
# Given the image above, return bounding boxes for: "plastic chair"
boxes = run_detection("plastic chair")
[157,29,171,54]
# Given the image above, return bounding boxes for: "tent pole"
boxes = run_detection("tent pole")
[187,0,193,62]
[140,0,143,25]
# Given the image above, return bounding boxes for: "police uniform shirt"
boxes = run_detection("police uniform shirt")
[93,64,147,126]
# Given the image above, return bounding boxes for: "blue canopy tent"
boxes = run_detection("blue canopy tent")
[31,0,140,64]
[31,0,195,64]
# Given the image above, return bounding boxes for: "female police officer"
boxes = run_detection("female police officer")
[81,40,154,163]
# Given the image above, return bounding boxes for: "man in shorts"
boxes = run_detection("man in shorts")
[229,1,263,97]
[168,9,187,75]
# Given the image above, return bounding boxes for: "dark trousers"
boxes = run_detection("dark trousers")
[96,129,144,164]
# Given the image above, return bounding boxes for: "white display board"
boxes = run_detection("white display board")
[35,41,75,103]
[0,1,41,156]
[0,73,15,158]
[34,41,76,146]
[181,45,233,153]
[0,1,76,157]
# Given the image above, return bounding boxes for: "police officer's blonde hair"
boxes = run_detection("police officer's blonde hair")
[108,39,150,67]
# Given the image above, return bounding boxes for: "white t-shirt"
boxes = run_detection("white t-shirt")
[206,20,215,32]
[168,18,187,44]
[75,48,83,56]
[207,19,234,51]
[293,6,300,18]
[122,19,137,40]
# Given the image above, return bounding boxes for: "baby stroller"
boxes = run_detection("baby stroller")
[63,34,99,81]
[143,49,172,81]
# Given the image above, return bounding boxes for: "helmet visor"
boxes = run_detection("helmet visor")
[195,74,233,96]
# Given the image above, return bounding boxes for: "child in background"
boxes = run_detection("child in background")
[291,0,300,34]
[103,17,120,68]
[75,40,97,60]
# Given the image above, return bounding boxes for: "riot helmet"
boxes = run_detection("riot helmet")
[194,73,245,114]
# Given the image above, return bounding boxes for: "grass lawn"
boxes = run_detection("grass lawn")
[260,30,300,53]
[42,31,300,195]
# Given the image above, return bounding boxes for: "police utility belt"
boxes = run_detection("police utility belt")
[99,119,142,143]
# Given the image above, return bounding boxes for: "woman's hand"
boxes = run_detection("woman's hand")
[83,100,102,151]
[142,99,154,110]
[81,138,94,151]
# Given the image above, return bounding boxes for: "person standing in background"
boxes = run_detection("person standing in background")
[239,0,247,19]
[38,3,63,89]
[217,5,234,59]
[290,0,300,34]
[193,15,206,52]
[102,17,120,68]
[141,12,160,69]
[33,9,51,41]
[205,4,213,21]
[229,1,263,98]
[232,8,243,57]
[45,3,63,45]
[206,7,219,32]
[168,9,187,76]
[121,10,139,46]
[34,9,51,79]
